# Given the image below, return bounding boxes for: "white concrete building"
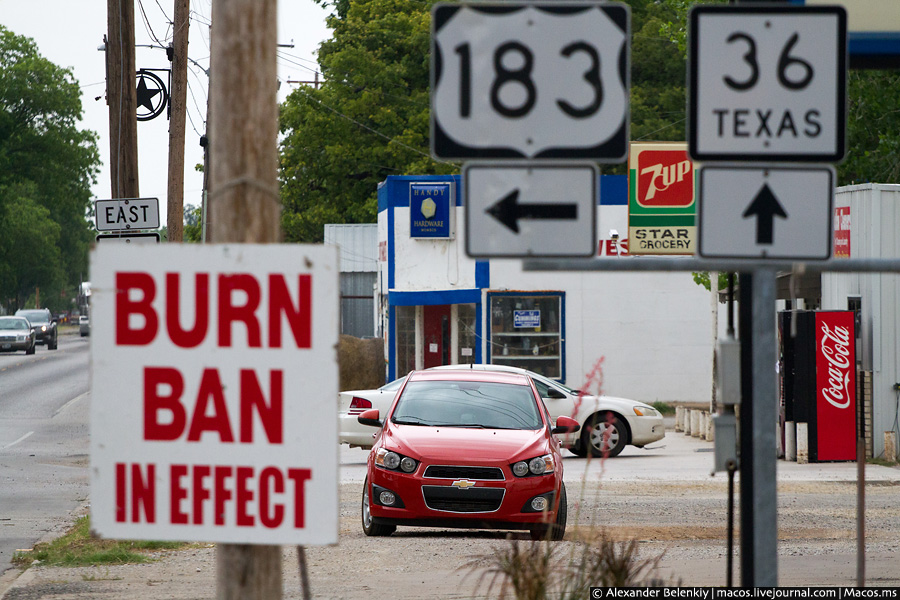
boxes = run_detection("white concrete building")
[376,174,717,405]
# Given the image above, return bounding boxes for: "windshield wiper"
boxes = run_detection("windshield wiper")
[392,417,430,426]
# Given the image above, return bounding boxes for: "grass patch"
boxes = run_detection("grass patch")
[867,457,899,467]
[651,401,675,416]
[11,516,188,568]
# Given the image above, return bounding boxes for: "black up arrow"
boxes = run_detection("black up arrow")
[742,184,787,245]
[486,190,577,234]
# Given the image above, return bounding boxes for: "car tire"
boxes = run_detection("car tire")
[26,344,36,355]
[581,413,628,458]
[49,335,58,350]
[529,483,567,541]
[361,478,396,537]
[568,442,588,458]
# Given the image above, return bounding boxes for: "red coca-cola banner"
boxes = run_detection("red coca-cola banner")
[815,311,856,461]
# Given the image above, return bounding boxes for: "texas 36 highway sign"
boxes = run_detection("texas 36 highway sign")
[431,2,630,161]
[689,5,847,163]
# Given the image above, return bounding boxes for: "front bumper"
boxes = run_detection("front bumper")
[629,415,666,446]
[367,463,559,528]
[0,337,33,352]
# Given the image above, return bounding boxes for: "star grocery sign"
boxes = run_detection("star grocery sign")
[627,142,697,256]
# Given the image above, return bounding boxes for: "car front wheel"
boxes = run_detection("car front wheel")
[48,334,58,350]
[26,343,35,355]
[361,477,396,537]
[582,413,628,458]
[530,483,567,541]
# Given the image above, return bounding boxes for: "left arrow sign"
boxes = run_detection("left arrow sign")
[486,190,578,234]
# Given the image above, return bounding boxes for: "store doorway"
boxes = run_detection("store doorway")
[423,304,451,369]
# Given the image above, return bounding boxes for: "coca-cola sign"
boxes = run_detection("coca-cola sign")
[814,311,856,461]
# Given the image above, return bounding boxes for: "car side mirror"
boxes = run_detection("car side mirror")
[546,388,566,399]
[551,415,580,435]
[357,408,382,428]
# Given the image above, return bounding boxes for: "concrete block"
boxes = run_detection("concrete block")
[797,423,809,464]
[785,421,796,461]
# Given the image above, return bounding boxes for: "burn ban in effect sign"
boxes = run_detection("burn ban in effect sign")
[90,244,339,545]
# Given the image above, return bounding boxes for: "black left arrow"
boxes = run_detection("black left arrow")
[486,190,577,234]
[742,183,787,245]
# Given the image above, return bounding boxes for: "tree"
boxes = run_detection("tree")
[279,0,453,243]
[0,26,99,311]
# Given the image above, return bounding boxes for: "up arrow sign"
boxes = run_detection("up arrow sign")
[486,190,578,234]
[698,165,834,261]
[742,184,787,245]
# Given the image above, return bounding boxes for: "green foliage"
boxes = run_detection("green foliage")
[691,271,731,293]
[12,516,186,568]
[279,0,454,243]
[184,203,203,242]
[0,26,99,312]
[281,1,900,242]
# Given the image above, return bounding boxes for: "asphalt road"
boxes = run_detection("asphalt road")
[0,330,90,578]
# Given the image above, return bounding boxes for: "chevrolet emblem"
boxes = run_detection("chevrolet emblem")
[451,479,476,489]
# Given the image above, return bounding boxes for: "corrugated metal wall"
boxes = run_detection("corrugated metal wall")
[325,224,378,337]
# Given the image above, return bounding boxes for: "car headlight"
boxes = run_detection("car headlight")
[633,406,659,417]
[512,454,555,477]
[41,325,47,332]
[375,448,418,473]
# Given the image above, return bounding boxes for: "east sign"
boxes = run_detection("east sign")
[90,244,339,545]
[95,197,160,231]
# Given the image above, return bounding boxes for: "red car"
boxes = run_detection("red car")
[358,369,579,540]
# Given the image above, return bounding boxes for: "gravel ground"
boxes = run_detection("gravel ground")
[3,433,900,598]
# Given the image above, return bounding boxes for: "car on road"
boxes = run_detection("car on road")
[342,364,665,457]
[79,315,90,337]
[339,377,406,448]
[358,369,578,540]
[431,364,665,458]
[14,308,57,350]
[0,316,37,355]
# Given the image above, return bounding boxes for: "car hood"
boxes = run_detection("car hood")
[382,424,549,463]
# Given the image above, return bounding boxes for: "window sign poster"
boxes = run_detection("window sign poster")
[514,310,541,329]
[410,183,453,239]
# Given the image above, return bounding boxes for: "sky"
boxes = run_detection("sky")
[0,0,332,227]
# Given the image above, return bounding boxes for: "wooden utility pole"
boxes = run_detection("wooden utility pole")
[208,0,282,596]
[166,0,190,242]
[106,0,139,199]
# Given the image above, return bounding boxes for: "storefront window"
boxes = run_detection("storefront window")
[489,293,563,379]
[396,305,416,376]
[457,303,477,365]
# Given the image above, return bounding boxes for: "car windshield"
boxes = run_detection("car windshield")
[0,319,29,331]
[17,311,49,324]
[380,378,404,392]
[391,380,542,430]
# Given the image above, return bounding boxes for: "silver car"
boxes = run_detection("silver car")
[79,315,90,337]
[0,316,37,355]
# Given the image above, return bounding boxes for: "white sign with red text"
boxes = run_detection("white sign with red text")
[89,244,339,545]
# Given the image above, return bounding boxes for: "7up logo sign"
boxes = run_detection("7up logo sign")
[628,143,697,256]
[637,150,694,207]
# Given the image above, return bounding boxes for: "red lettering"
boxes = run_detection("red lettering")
[116,272,158,345]
[131,463,156,523]
[144,367,186,440]
[240,369,283,444]
[166,273,209,348]
[171,464,189,524]
[218,274,262,348]
[214,466,233,526]
[268,274,311,348]
[236,466,254,527]
[192,465,211,525]
[259,467,285,528]
[116,463,127,522]
[187,369,235,442]
[287,468,312,528]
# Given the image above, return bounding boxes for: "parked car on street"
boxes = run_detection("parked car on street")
[14,308,57,350]
[79,315,90,337]
[430,364,665,457]
[358,369,578,539]
[339,376,406,448]
[0,316,37,355]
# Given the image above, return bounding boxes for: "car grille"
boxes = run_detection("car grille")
[421,486,505,513]
[423,465,505,480]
